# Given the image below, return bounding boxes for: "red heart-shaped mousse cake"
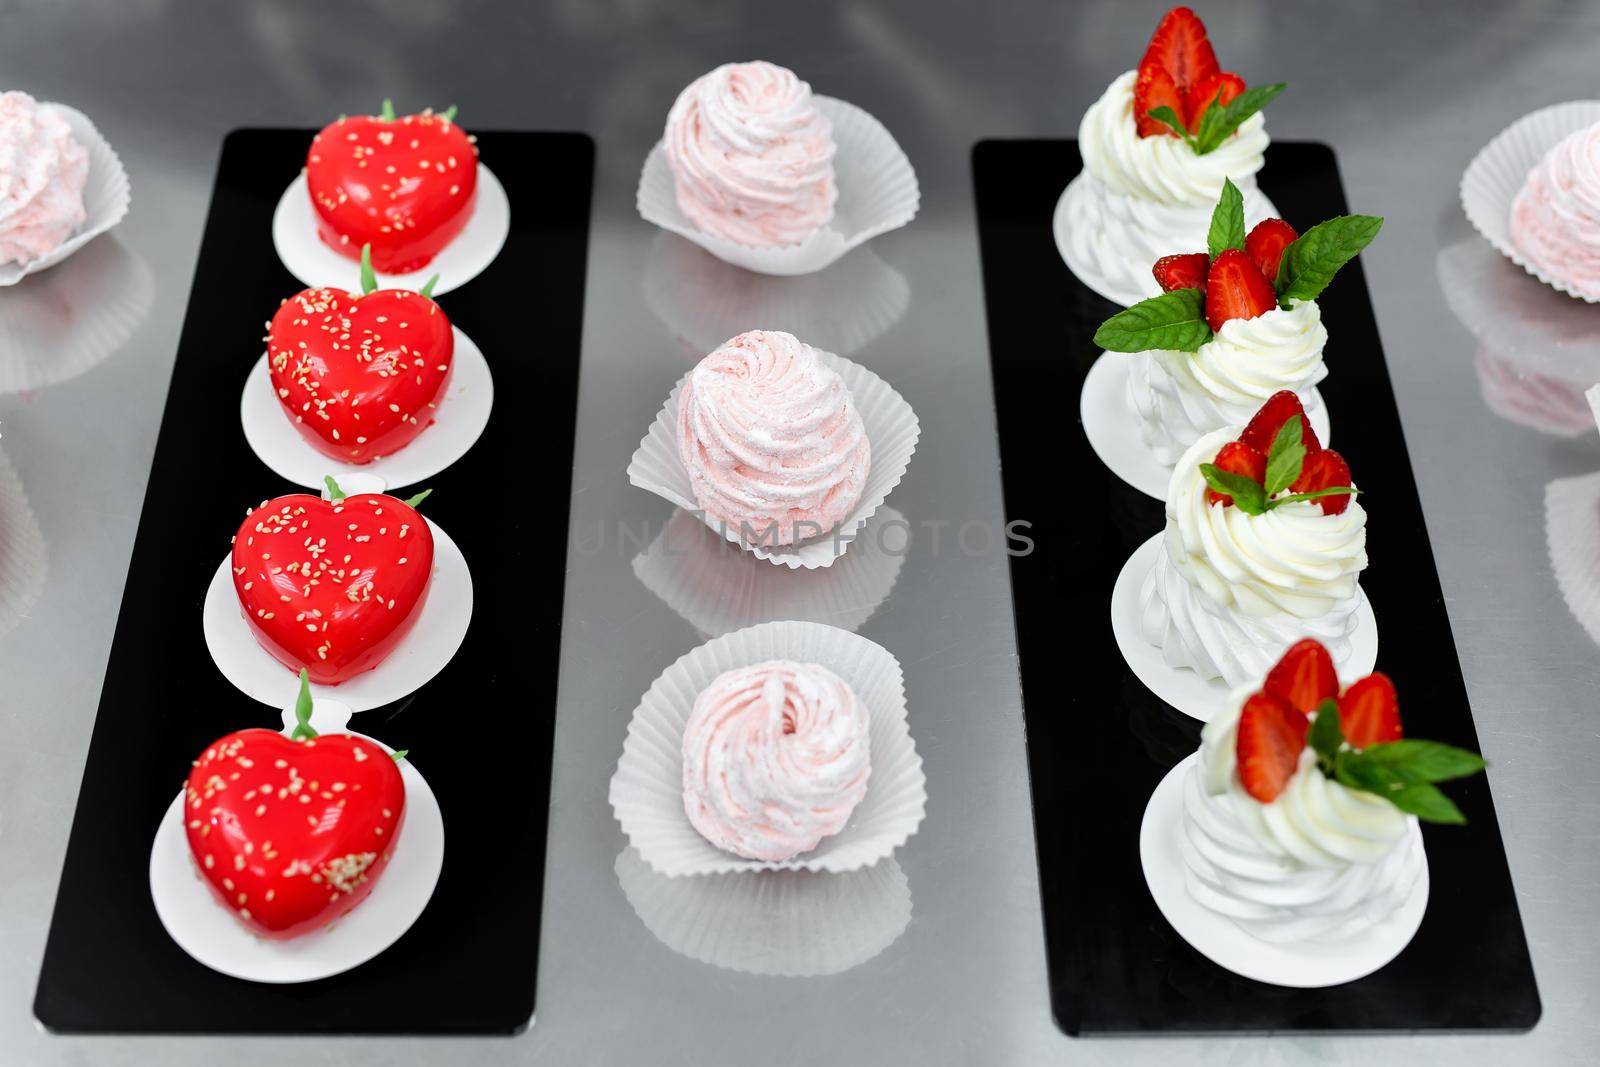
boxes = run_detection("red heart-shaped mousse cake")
[232,492,435,685]
[268,287,454,464]
[184,727,406,939]
[305,110,478,273]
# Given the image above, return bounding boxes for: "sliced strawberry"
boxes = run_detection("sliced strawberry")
[1263,639,1339,714]
[1185,70,1246,128]
[1291,447,1354,515]
[1205,439,1266,506]
[1245,218,1298,286]
[1141,7,1220,96]
[1238,389,1321,455]
[1338,672,1402,749]
[1236,691,1308,803]
[1152,252,1209,292]
[1205,249,1278,332]
[1134,63,1186,138]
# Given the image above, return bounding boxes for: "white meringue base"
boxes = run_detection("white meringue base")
[148,698,444,984]
[1081,351,1331,501]
[614,848,911,977]
[608,620,926,876]
[1053,170,1278,308]
[1141,751,1428,988]
[637,96,920,277]
[1111,533,1377,722]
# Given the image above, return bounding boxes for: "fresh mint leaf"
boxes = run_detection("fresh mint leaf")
[1199,463,1267,514]
[1093,289,1213,353]
[1269,486,1360,508]
[1308,698,1344,767]
[1355,740,1487,784]
[1208,178,1246,260]
[1192,83,1286,155]
[1263,415,1306,496]
[1146,105,1195,148]
[1334,749,1475,824]
[1383,783,1467,824]
[1276,215,1384,303]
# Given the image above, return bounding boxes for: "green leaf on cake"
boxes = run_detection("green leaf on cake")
[1275,214,1384,304]
[1330,738,1485,824]
[1263,415,1306,496]
[1093,289,1213,353]
[1350,740,1487,784]
[1308,698,1344,767]
[1199,463,1268,514]
[1191,83,1286,155]
[1208,178,1246,260]
[1146,106,1197,149]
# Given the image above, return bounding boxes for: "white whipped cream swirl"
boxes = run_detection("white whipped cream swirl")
[1062,70,1272,304]
[678,330,870,546]
[1140,428,1368,688]
[681,659,871,862]
[1181,689,1423,943]
[664,61,837,248]
[1126,299,1328,465]
[0,92,88,267]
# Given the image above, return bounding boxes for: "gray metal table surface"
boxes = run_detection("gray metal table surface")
[1,1,1595,1063]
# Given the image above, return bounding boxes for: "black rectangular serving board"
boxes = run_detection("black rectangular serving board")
[34,129,592,1034]
[973,140,1540,1036]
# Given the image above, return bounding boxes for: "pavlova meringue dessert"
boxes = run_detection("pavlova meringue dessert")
[1141,391,1367,688]
[678,329,870,547]
[0,91,89,267]
[1095,180,1382,467]
[1059,7,1282,305]
[1181,639,1483,944]
[1509,118,1600,300]
[682,660,871,861]
[664,61,837,248]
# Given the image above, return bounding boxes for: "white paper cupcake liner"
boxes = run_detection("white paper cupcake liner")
[0,103,131,287]
[1435,233,1600,438]
[0,446,47,639]
[240,325,493,491]
[637,96,920,277]
[273,163,510,297]
[642,232,910,358]
[1545,471,1600,650]
[632,505,907,638]
[1461,100,1600,303]
[628,347,919,569]
[148,696,444,984]
[609,620,926,876]
[0,235,152,395]
[614,848,911,977]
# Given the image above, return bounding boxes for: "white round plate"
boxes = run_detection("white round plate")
[1140,752,1428,988]
[149,700,444,984]
[202,517,473,711]
[1110,532,1378,721]
[272,163,509,296]
[240,325,492,491]
[1081,351,1331,501]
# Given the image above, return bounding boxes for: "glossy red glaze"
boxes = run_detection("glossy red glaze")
[305,111,478,273]
[184,728,406,940]
[231,493,435,685]
[268,287,454,464]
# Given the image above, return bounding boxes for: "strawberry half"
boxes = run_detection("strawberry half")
[1263,638,1339,714]
[1152,252,1209,292]
[1236,691,1308,803]
[1245,218,1298,285]
[232,492,435,685]
[1205,249,1278,332]
[268,286,454,464]
[1238,389,1321,455]
[1338,672,1402,749]
[1205,439,1266,506]
[1134,64,1186,137]
[1291,447,1354,515]
[184,722,406,939]
[305,106,479,273]
[1141,7,1220,100]
[1185,70,1246,129]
